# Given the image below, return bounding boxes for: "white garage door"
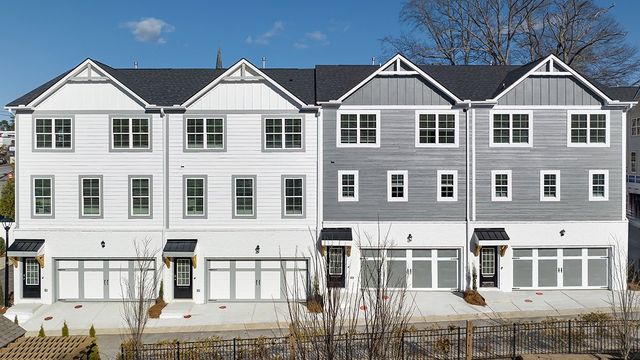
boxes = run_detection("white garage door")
[361,249,460,290]
[55,259,156,301]
[512,248,609,289]
[208,259,308,302]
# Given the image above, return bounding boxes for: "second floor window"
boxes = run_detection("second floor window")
[633,119,640,136]
[540,171,560,201]
[264,118,303,150]
[112,118,150,149]
[338,112,380,147]
[589,170,609,201]
[491,170,512,201]
[33,177,53,216]
[185,177,206,217]
[491,113,531,146]
[437,170,458,201]
[186,118,224,149]
[387,170,408,202]
[130,177,151,217]
[283,176,304,217]
[35,118,72,149]
[632,152,637,173]
[80,177,101,217]
[338,170,359,202]
[569,112,608,146]
[234,176,256,218]
[416,112,457,146]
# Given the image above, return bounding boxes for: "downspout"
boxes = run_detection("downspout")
[464,104,471,290]
[161,107,168,252]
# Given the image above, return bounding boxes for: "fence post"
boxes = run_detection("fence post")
[568,320,572,354]
[345,333,350,360]
[233,338,237,360]
[401,330,405,359]
[465,320,473,360]
[120,344,123,360]
[512,323,517,359]
[176,341,180,360]
[457,326,461,360]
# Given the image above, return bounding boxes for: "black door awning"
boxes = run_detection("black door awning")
[163,239,197,257]
[320,228,353,245]
[7,239,44,257]
[473,228,510,245]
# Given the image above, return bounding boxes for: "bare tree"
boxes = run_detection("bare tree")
[120,238,162,359]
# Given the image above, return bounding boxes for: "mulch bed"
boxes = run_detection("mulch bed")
[149,298,167,319]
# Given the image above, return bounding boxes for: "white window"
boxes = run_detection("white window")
[415,111,458,147]
[35,118,72,149]
[112,118,150,149]
[437,170,458,201]
[567,111,609,146]
[186,118,224,149]
[25,259,39,286]
[387,170,408,202]
[490,112,532,147]
[264,117,303,150]
[282,176,305,217]
[80,177,101,217]
[336,111,380,147]
[184,177,206,217]
[328,247,344,276]
[338,170,359,202]
[632,152,637,174]
[632,119,640,136]
[589,170,609,201]
[539,170,560,201]
[491,170,512,201]
[130,177,151,217]
[32,177,53,216]
[176,259,191,286]
[233,176,256,218]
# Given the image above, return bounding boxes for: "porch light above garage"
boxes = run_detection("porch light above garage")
[162,239,197,268]
[7,239,45,267]
[472,228,509,257]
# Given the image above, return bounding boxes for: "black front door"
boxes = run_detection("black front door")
[22,258,41,298]
[480,247,499,288]
[173,258,193,299]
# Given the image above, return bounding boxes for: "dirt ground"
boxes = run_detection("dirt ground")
[521,354,617,359]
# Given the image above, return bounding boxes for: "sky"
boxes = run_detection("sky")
[0,0,637,119]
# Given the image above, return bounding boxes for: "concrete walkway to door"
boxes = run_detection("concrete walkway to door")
[4,289,613,336]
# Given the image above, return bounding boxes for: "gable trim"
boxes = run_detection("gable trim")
[25,59,150,109]
[181,59,310,109]
[336,54,462,104]
[489,54,613,104]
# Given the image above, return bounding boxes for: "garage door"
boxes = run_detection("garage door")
[55,259,156,301]
[512,248,609,289]
[361,249,460,290]
[207,259,308,302]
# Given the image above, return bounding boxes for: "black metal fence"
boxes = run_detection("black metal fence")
[120,319,639,359]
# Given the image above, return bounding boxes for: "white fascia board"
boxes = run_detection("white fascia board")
[27,59,150,108]
[336,54,463,104]
[181,58,310,109]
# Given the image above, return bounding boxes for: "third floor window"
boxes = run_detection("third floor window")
[186,118,224,150]
[112,118,150,150]
[490,112,531,146]
[337,111,380,147]
[35,118,72,149]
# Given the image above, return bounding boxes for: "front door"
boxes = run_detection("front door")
[23,258,41,298]
[173,258,193,299]
[480,247,498,288]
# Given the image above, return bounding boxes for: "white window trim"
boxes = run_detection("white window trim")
[387,170,408,202]
[436,170,458,202]
[185,117,225,150]
[184,176,207,218]
[489,110,533,147]
[491,170,512,202]
[336,110,381,148]
[539,170,561,202]
[566,110,610,147]
[589,169,609,201]
[129,176,152,217]
[263,116,304,151]
[338,170,359,202]
[328,247,344,276]
[414,110,459,148]
[631,152,637,174]
[632,118,639,137]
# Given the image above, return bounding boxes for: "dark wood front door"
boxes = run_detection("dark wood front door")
[173,258,193,299]
[22,258,41,298]
[480,247,499,288]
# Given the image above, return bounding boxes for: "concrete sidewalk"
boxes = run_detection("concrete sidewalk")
[4,290,613,336]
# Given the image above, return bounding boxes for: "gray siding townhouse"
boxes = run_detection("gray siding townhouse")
[624,88,640,216]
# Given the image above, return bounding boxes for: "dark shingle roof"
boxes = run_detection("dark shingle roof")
[320,228,353,242]
[315,65,378,102]
[6,70,72,107]
[603,86,639,101]
[473,228,510,241]
[163,239,197,254]
[0,316,25,348]
[7,239,44,253]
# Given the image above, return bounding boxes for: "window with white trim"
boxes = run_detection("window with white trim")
[632,152,637,173]
[130,177,151,216]
[437,170,458,201]
[387,170,408,202]
[283,176,304,217]
[491,170,512,201]
[539,170,560,201]
[33,177,53,216]
[337,111,380,147]
[112,118,150,149]
[490,112,531,146]
[234,176,256,217]
[186,118,224,149]
[80,177,101,216]
[35,118,72,149]
[338,170,359,202]
[264,117,303,149]
[25,259,39,286]
[328,247,344,276]
[589,170,609,201]
[568,112,608,146]
[185,177,206,217]
[632,119,640,136]
[415,112,457,146]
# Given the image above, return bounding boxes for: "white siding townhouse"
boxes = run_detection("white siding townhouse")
[4,54,637,306]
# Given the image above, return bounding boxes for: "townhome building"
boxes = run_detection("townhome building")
[625,89,640,217]
[4,53,635,307]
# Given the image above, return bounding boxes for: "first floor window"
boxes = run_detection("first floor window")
[81,177,101,216]
[186,118,224,149]
[491,170,512,201]
[35,118,72,149]
[338,170,359,202]
[437,170,458,201]
[112,118,150,149]
[387,170,408,202]
[130,177,151,216]
[185,177,206,216]
[540,171,560,201]
[491,113,531,146]
[234,176,256,217]
[33,177,53,216]
[338,112,379,146]
[589,170,609,201]
[283,176,304,217]
[632,152,637,173]
[569,112,608,145]
[328,247,344,276]
[264,118,302,149]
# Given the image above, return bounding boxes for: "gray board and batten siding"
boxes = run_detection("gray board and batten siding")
[475,108,623,221]
[498,76,603,106]
[342,76,455,106]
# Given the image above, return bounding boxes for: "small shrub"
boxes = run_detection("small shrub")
[0,236,5,255]
[13,315,18,325]
[89,324,96,338]
[578,311,613,324]
[61,321,69,336]
[435,337,451,354]
[38,325,45,337]
[158,280,164,300]
[88,343,101,360]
